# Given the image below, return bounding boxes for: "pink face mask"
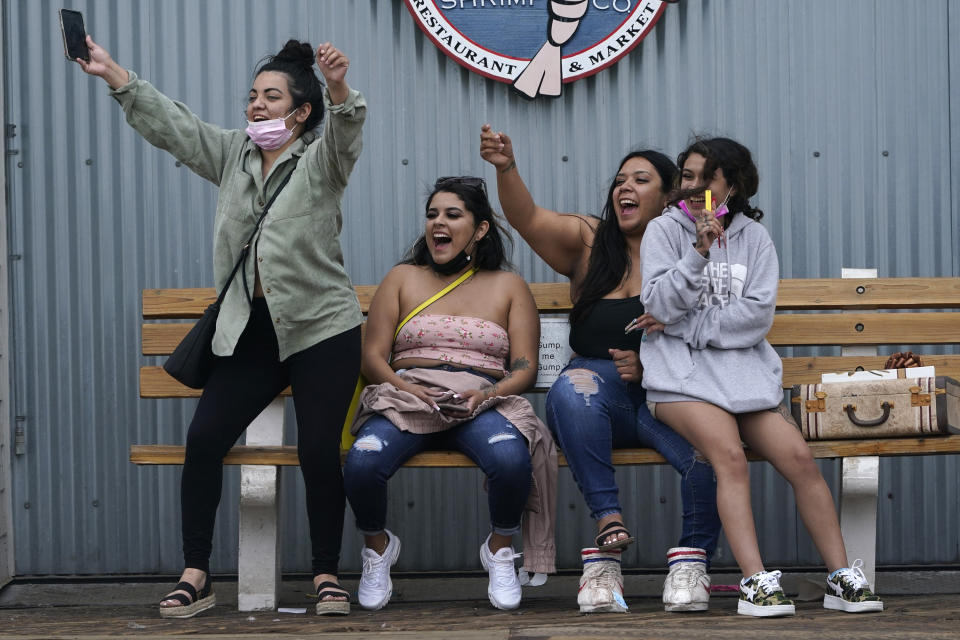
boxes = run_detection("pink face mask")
[678,197,730,222]
[245,109,297,151]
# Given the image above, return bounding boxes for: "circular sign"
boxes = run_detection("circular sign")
[404,0,671,98]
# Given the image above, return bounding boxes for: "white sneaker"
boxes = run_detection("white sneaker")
[479,534,522,610]
[577,548,627,613]
[357,529,401,611]
[663,547,710,612]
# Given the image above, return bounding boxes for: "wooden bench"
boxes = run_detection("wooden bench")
[133,271,960,610]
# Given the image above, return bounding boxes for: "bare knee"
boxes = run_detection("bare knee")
[778,444,820,482]
[711,445,749,484]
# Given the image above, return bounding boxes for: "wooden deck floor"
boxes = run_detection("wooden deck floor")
[2,585,958,639]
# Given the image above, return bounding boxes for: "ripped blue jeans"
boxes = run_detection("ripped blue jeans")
[343,409,532,536]
[546,357,720,559]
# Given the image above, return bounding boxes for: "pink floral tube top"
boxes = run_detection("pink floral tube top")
[392,314,510,373]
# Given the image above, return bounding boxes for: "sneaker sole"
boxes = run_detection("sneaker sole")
[580,602,628,614]
[359,537,402,611]
[664,602,708,612]
[824,594,884,613]
[359,587,392,611]
[488,593,521,610]
[737,600,795,617]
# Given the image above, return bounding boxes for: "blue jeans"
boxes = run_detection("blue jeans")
[546,357,720,559]
[343,408,532,537]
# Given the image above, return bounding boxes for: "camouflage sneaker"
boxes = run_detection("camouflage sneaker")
[824,559,884,613]
[737,569,795,617]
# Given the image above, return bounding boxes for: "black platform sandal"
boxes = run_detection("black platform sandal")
[159,577,216,619]
[595,520,635,551]
[315,581,351,616]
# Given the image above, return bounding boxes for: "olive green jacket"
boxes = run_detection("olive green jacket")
[111,71,365,360]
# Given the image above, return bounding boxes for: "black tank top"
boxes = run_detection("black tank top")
[568,296,645,359]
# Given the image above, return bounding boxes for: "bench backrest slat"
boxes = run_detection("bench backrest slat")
[142,277,960,318]
[139,354,960,398]
[142,277,960,399]
[143,311,960,356]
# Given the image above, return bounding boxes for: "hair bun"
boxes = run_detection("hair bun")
[274,39,314,68]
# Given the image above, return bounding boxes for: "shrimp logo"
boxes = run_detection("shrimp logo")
[404,0,673,99]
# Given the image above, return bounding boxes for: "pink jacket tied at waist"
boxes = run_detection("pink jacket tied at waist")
[351,367,558,574]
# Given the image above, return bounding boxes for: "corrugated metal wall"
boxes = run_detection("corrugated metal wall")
[3,0,958,576]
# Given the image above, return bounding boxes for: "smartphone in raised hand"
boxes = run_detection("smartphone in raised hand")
[59,9,89,62]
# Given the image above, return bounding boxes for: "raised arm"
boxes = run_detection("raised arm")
[77,36,236,185]
[76,35,128,89]
[310,43,365,193]
[480,124,594,278]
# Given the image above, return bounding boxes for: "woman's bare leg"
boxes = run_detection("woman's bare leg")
[739,409,847,572]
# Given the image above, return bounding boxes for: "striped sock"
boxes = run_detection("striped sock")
[666,547,707,568]
[581,547,622,566]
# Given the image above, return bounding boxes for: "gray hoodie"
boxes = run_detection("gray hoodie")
[639,206,783,413]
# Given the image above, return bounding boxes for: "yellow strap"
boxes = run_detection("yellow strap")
[394,267,476,339]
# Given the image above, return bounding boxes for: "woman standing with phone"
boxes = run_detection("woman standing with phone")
[75,35,366,617]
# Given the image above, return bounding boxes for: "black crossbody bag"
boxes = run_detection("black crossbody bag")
[163,170,294,388]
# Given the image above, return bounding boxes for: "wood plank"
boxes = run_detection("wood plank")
[143,278,960,319]
[130,435,960,467]
[140,366,292,398]
[780,355,960,386]
[767,312,960,345]
[142,288,217,319]
[143,311,960,356]
[143,322,368,355]
[774,277,960,310]
[141,355,960,397]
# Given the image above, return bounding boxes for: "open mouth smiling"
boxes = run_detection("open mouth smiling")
[432,232,452,248]
[619,198,638,216]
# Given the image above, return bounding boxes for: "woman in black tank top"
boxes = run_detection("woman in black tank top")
[481,125,721,614]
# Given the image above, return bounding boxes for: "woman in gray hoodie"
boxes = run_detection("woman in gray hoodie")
[638,137,883,618]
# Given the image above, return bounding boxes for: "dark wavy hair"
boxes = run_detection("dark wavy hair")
[402,179,513,271]
[672,136,763,222]
[253,39,326,131]
[570,150,678,325]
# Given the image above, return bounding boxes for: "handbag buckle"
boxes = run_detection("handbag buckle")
[805,391,827,413]
[910,385,931,407]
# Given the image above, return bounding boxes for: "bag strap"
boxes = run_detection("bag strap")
[394,267,476,340]
[216,168,296,307]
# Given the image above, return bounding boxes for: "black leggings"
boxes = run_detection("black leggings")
[181,298,361,576]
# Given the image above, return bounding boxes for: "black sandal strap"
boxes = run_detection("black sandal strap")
[595,521,632,546]
[316,581,350,601]
[161,592,193,607]
[598,521,625,535]
[172,580,198,602]
[197,577,212,599]
[161,578,211,606]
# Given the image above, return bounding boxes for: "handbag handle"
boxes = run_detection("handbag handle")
[216,168,296,307]
[393,267,477,339]
[843,401,892,427]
